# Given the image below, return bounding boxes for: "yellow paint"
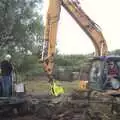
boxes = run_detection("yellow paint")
[50,81,64,96]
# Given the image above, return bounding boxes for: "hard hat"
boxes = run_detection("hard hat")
[4,54,12,61]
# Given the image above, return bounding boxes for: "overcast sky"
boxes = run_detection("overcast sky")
[42,0,120,55]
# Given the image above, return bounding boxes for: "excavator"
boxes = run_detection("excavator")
[42,0,120,97]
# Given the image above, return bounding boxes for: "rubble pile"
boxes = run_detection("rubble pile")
[33,90,120,120]
[1,90,120,120]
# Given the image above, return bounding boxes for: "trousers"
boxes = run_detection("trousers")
[1,75,12,97]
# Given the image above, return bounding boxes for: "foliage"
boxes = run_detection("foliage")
[109,49,120,55]
[1,0,120,80]
[0,0,43,56]
[55,54,89,71]
[55,54,87,67]
[17,55,43,75]
[0,0,44,79]
[55,49,120,75]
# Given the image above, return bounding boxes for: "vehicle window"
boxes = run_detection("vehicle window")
[116,61,120,68]
[107,61,120,76]
[90,60,101,82]
[116,61,120,74]
[89,60,103,90]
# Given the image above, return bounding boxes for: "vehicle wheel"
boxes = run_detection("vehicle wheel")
[88,90,101,98]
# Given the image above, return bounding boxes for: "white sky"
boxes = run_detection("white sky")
[42,0,120,55]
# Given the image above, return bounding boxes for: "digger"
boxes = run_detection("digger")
[42,0,120,96]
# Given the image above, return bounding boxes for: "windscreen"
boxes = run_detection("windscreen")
[89,60,103,90]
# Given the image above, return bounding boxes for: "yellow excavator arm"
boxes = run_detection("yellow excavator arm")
[42,0,108,81]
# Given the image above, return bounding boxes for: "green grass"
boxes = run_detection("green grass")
[24,80,80,94]
[60,80,80,92]
[25,80,49,93]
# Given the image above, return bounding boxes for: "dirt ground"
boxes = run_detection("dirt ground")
[1,80,120,120]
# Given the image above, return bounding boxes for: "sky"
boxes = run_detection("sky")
[42,0,120,55]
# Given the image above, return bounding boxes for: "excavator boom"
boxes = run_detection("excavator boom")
[42,0,108,81]
[62,0,108,56]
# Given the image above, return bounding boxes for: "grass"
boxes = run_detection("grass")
[25,80,49,93]
[24,79,80,94]
[60,80,80,92]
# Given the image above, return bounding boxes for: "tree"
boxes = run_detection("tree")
[0,0,44,78]
[110,49,120,55]
[0,0,43,56]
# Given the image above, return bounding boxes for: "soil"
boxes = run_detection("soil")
[0,90,120,120]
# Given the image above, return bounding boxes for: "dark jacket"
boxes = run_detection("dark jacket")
[1,60,13,76]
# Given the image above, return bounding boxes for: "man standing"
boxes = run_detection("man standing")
[1,54,13,97]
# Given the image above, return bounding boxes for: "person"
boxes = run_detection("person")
[107,61,120,89]
[108,61,119,77]
[0,54,13,97]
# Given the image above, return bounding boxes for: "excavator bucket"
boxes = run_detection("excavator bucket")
[50,80,64,96]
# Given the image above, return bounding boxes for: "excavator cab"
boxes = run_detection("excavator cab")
[89,56,120,92]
